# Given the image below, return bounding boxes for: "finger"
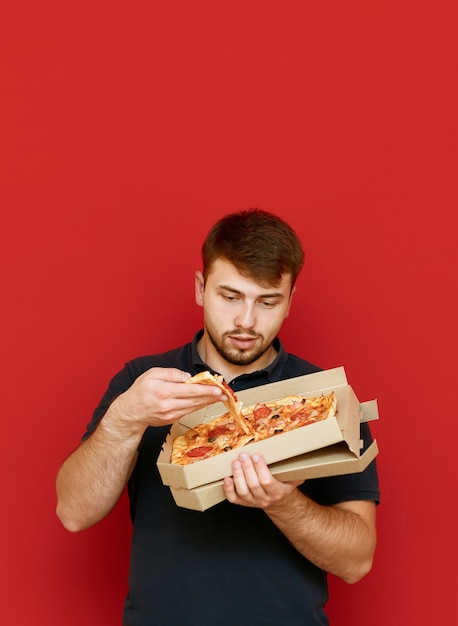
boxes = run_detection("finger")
[143,367,191,383]
[153,390,228,422]
[239,453,286,499]
[225,471,258,508]
[230,454,268,500]
[229,457,253,498]
[141,370,227,402]
[223,476,238,502]
[239,453,270,486]
[182,381,228,401]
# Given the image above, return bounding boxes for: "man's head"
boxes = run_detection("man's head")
[201,209,305,288]
[196,209,304,376]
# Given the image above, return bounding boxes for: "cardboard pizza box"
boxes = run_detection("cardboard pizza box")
[167,400,379,511]
[157,367,369,490]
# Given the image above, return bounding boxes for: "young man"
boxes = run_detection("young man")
[56,209,379,626]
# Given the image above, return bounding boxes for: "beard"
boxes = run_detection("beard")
[206,327,272,366]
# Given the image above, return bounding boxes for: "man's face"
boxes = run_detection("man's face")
[195,258,295,367]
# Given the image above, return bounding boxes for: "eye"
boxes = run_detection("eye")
[222,293,240,302]
[259,300,277,308]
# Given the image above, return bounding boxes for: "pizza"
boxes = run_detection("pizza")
[172,374,337,465]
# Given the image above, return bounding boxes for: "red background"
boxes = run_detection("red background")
[1,2,457,624]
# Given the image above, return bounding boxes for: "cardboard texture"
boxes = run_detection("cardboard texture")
[157,368,379,511]
[169,440,379,512]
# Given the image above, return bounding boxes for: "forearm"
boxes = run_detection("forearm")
[265,489,376,583]
[56,402,142,532]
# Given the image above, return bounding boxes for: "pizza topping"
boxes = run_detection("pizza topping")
[184,429,200,442]
[207,425,233,438]
[186,446,214,459]
[253,404,272,421]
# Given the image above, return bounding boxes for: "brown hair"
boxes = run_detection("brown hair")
[202,208,305,287]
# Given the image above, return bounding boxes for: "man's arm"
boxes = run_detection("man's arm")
[56,367,227,532]
[55,405,141,532]
[223,453,376,584]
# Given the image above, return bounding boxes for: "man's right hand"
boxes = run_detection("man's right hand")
[101,367,228,439]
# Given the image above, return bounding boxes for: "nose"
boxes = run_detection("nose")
[234,302,256,330]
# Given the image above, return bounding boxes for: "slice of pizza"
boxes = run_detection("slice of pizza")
[185,371,250,434]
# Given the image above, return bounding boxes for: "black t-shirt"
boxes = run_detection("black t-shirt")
[84,332,380,626]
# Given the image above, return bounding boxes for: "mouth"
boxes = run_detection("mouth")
[226,334,260,351]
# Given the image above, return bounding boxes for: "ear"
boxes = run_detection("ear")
[195,271,205,307]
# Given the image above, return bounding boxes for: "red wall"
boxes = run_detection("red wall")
[2,2,457,624]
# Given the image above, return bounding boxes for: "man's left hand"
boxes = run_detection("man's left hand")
[223,453,303,509]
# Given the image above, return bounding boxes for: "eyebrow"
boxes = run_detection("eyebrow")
[218,285,285,299]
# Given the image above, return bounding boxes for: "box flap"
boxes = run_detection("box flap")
[360,399,379,422]
[269,439,379,480]
[168,440,379,511]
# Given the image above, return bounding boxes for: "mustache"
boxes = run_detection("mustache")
[224,330,261,339]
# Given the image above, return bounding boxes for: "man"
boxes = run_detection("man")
[56,209,379,626]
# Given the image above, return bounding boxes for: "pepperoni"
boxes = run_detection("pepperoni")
[253,404,272,421]
[293,407,315,425]
[186,445,214,458]
[207,426,231,438]
[221,380,238,401]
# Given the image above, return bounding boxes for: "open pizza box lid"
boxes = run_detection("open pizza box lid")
[157,367,370,491]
